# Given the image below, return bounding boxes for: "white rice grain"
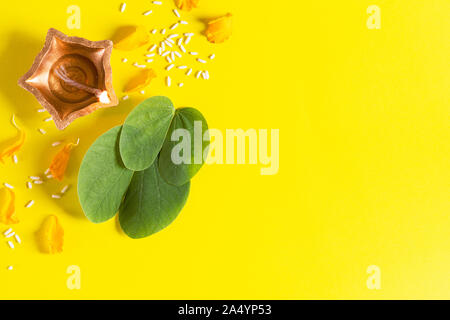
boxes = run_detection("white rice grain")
[7,241,14,249]
[119,3,126,13]
[3,183,14,189]
[25,200,34,208]
[143,10,152,16]
[173,9,180,18]
[166,76,171,87]
[14,234,21,244]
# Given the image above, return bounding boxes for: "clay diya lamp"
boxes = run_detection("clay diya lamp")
[18,28,118,130]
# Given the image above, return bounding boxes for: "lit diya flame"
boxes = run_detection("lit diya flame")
[54,66,111,104]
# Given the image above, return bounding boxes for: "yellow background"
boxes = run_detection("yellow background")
[0,0,449,299]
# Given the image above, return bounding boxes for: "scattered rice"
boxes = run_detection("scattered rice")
[34,180,43,185]
[146,59,154,63]
[161,28,166,35]
[179,44,186,53]
[173,9,180,18]
[161,51,170,57]
[166,64,175,71]
[52,141,61,147]
[186,68,193,76]
[29,176,40,180]
[209,54,216,60]
[166,76,171,87]
[189,52,198,55]
[13,154,18,164]
[170,23,179,30]
[3,183,14,189]
[196,71,202,79]
[52,194,61,199]
[46,174,53,179]
[5,232,15,238]
[122,95,129,101]
[27,182,32,189]
[25,200,34,208]
[153,1,162,4]
[197,58,207,64]
[151,29,157,34]
[37,108,46,113]
[44,168,50,174]
[178,83,184,87]
[44,117,52,122]
[167,34,178,39]
[177,65,188,69]
[7,266,13,270]
[119,3,126,12]
[38,128,46,135]
[143,10,152,16]
[122,58,128,63]
[180,20,188,25]
[145,53,155,57]
[14,234,21,244]
[3,228,12,236]
[7,241,14,249]
[61,185,70,194]
[174,51,182,58]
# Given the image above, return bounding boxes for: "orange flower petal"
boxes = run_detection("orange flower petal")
[205,13,233,44]
[124,69,157,93]
[49,142,77,181]
[36,215,64,254]
[0,129,25,164]
[176,0,199,11]
[0,187,18,225]
[113,26,150,51]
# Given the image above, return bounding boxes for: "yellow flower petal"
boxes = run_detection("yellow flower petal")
[124,69,157,93]
[0,118,26,164]
[113,26,150,51]
[206,13,233,44]
[36,215,64,254]
[176,0,199,11]
[49,142,77,181]
[0,187,18,225]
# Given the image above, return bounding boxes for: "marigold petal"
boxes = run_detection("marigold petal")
[36,215,64,254]
[205,13,233,44]
[176,0,199,11]
[124,69,157,93]
[0,130,25,164]
[0,187,18,225]
[49,143,76,181]
[113,26,150,51]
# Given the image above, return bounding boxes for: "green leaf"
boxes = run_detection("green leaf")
[119,161,190,239]
[78,126,134,223]
[158,108,209,186]
[119,96,175,171]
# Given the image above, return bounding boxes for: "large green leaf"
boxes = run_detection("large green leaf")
[119,96,175,171]
[78,126,134,223]
[119,161,190,239]
[158,108,209,186]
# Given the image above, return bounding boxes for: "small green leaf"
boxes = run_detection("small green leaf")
[120,96,175,171]
[159,108,209,186]
[78,126,134,223]
[119,161,190,239]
